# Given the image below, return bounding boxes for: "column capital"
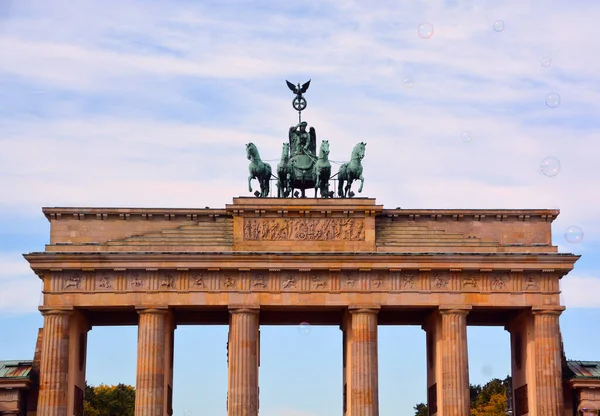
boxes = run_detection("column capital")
[439,305,471,316]
[136,307,170,315]
[348,305,381,314]
[39,307,74,316]
[532,306,565,316]
[229,305,260,315]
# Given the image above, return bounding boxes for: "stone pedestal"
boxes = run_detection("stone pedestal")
[440,308,470,416]
[135,308,169,416]
[533,309,564,415]
[228,308,260,416]
[37,310,72,416]
[348,307,379,416]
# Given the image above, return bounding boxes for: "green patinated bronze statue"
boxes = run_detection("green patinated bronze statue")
[245,80,365,198]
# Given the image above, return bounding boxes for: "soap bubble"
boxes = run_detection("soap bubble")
[298,322,311,335]
[418,23,434,39]
[403,76,414,88]
[565,226,584,244]
[546,93,561,108]
[493,20,505,32]
[539,157,561,177]
[461,131,472,143]
[541,57,552,67]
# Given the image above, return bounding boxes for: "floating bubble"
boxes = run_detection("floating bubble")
[418,23,434,39]
[565,226,584,244]
[539,156,561,177]
[403,76,414,88]
[493,20,505,32]
[298,322,311,335]
[541,57,552,67]
[461,131,472,143]
[545,92,561,108]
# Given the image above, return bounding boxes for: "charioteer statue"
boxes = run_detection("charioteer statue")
[246,80,366,198]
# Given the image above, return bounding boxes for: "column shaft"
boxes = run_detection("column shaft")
[441,309,470,416]
[135,309,168,416]
[37,310,71,416]
[228,308,259,416]
[533,310,564,416]
[349,308,379,416]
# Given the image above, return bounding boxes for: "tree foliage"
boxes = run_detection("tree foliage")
[85,382,135,416]
[413,376,511,416]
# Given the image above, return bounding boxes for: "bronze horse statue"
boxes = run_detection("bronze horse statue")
[338,142,366,198]
[277,142,292,197]
[246,142,272,197]
[313,140,331,198]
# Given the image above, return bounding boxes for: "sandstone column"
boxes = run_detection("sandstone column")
[348,307,379,416]
[135,308,169,416]
[228,307,260,416]
[533,308,564,416]
[37,309,72,416]
[440,308,470,416]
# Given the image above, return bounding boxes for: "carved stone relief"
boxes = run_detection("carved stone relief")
[371,273,386,289]
[524,274,540,290]
[63,272,82,290]
[128,272,145,289]
[491,273,508,291]
[222,273,237,289]
[462,275,477,289]
[342,272,356,289]
[97,273,113,290]
[403,273,417,289]
[243,218,365,241]
[252,272,267,289]
[281,273,297,290]
[190,273,206,288]
[160,272,175,289]
[431,272,449,289]
[311,273,327,290]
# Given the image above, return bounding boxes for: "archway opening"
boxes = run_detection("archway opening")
[259,324,342,416]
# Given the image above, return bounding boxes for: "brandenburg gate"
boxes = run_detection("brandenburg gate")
[25,198,578,416]
[24,82,579,416]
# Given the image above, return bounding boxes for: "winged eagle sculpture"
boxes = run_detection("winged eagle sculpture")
[286,79,311,96]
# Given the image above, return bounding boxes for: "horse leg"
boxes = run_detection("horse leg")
[345,178,353,197]
[358,174,365,193]
[248,175,253,193]
[315,170,320,198]
[338,178,344,197]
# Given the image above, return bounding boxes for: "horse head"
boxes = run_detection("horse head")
[246,142,257,160]
[281,142,290,160]
[352,142,366,161]
[319,140,330,159]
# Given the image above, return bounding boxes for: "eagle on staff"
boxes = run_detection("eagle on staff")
[286,79,311,120]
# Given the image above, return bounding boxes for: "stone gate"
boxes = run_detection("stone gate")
[24,197,579,416]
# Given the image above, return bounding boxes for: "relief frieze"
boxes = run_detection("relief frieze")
[311,273,328,290]
[243,218,365,241]
[524,274,540,290]
[403,273,417,289]
[160,272,175,290]
[431,272,449,290]
[491,273,509,291]
[462,275,478,289]
[97,273,113,290]
[128,272,145,290]
[252,272,268,289]
[190,273,206,289]
[63,272,82,290]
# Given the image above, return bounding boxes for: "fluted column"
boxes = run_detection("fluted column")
[440,308,470,416]
[228,307,259,416]
[135,308,169,416]
[348,307,379,416]
[37,309,72,416]
[533,308,564,416]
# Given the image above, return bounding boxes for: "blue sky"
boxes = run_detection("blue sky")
[1,0,600,415]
